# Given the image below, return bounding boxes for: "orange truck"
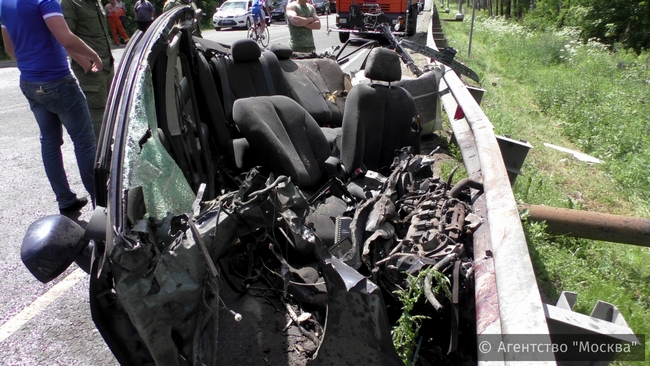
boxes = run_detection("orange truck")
[333,0,420,42]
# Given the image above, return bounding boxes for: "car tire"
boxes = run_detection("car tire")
[338,31,349,43]
[215,27,221,31]
[246,17,251,29]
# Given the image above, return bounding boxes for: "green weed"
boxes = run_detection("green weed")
[441,11,650,362]
[392,268,451,366]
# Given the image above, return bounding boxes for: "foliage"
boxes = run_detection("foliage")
[441,12,650,361]
[103,0,222,35]
[484,0,650,52]
[0,38,6,61]
[392,268,451,366]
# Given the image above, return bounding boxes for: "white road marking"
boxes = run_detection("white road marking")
[0,268,86,343]
[272,35,290,42]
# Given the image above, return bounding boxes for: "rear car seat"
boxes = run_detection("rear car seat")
[202,38,289,170]
[270,44,349,128]
[212,38,289,123]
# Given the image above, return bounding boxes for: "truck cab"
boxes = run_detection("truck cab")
[335,0,418,42]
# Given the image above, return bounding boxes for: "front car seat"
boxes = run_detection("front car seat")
[232,95,331,189]
[340,48,421,175]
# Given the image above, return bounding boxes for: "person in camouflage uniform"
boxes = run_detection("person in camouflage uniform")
[286,0,320,52]
[61,0,115,142]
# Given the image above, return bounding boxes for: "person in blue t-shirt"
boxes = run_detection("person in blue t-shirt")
[1,0,103,216]
[251,0,271,35]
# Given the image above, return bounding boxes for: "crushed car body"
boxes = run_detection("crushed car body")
[20,6,485,366]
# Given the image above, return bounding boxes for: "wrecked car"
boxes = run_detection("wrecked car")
[21,6,480,366]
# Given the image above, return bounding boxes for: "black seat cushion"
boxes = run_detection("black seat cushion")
[232,95,332,188]
[341,83,420,174]
[216,39,289,115]
[278,57,348,127]
[225,50,289,100]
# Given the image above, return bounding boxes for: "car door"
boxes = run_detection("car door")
[89,7,220,365]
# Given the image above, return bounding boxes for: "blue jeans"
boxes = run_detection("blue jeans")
[20,74,96,209]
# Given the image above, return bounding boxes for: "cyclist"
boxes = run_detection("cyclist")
[251,0,271,36]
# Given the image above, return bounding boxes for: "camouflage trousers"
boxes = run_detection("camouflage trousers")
[72,63,114,142]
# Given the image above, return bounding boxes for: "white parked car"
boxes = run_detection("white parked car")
[212,0,253,30]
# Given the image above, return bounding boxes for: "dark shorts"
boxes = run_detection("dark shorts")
[252,6,264,22]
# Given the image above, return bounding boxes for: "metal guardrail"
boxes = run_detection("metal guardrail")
[422,7,642,365]
[424,8,555,365]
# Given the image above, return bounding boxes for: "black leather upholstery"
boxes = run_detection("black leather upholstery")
[214,39,289,120]
[232,95,331,188]
[207,39,292,170]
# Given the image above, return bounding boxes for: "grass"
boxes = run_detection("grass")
[392,268,451,366]
[437,12,650,362]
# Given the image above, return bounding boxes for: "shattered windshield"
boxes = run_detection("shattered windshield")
[122,68,195,219]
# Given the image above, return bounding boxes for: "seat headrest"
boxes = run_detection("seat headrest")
[270,43,294,60]
[232,39,262,62]
[364,48,402,82]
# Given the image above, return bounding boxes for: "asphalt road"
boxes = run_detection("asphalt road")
[0,11,426,364]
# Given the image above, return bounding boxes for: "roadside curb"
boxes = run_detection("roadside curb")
[0,59,17,69]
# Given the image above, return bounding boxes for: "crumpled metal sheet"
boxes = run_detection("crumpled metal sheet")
[122,69,195,219]
[109,172,311,366]
[308,253,404,366]
[111,223,217,366]
[111,161,478,366]
[225,172,404,366]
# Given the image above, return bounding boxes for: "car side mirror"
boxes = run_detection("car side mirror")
[21,215,86,283]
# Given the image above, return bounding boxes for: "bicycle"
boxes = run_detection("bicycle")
[247,19,270,48]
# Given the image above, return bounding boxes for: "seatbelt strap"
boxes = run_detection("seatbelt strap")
[259,54,276,95]
[213,57,232,121]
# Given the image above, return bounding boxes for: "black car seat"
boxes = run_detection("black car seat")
[232,95,332,189]
[340,48,421,175]
[212,38,289,123]
[270,43,349,128]
[232,95,352,257]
